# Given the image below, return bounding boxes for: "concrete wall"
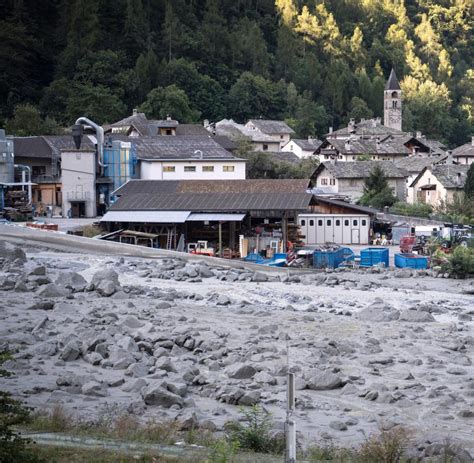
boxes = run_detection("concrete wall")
[61,150,97,218]
[250,141,281,152]
[140,160,246,180]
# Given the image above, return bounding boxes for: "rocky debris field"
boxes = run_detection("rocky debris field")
[0,240,473,459]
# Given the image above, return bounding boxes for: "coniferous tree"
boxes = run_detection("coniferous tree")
[465,164,474,200]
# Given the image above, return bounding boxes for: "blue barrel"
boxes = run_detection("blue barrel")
[360,247,389,267]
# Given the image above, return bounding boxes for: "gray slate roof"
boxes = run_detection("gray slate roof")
[270,151,301,164]
[326,118,406,138]
[124,135,240,161]
[247,119,295,135]
[385,68,401,90]
[111,179,313,212]
[12,137,57,159]
[289,138,323,151]
[215,119,277,143]
[317,161,408,179]
[452,139,474,158]
[429,165,469,189]
[394,154,448,174]
[320,137,408,155]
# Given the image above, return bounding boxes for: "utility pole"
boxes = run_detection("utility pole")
[285,372,296,463]
[285,335,296,463]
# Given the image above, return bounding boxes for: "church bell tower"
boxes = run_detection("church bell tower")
[384,68,402,131]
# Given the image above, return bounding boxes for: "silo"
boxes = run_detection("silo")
[0,129,14,184]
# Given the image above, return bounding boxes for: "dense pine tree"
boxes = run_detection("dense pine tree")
[0,0,472,145]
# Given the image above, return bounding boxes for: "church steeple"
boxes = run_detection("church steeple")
[383,68,402,131]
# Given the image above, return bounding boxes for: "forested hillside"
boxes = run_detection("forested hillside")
[1,0,473,146]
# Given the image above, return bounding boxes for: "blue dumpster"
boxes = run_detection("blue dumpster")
[313,248,345,269]
[395,253,429,269]
[360,247,389,267]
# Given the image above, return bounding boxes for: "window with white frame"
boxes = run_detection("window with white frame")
[163,166,175,172]
[202,166,214,172]
[223,165,235,172]
[184,166,196,172]
[321,178,328,185]
[329,178,336,186]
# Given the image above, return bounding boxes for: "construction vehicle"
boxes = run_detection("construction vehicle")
[440,225,472,250]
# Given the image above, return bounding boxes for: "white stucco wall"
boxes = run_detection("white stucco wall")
[140,160,246,180]
[61,150,97,217]
[281,142,314,159]
[411,168,461,206]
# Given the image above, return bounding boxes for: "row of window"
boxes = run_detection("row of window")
[163,165,235,173]
[301,219,367,227]
[320,178,336,186]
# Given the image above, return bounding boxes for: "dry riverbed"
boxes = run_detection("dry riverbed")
[0,240,473,460]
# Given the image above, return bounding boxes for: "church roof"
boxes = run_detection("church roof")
[385,68,401,91]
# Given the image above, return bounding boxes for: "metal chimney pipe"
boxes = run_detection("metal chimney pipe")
[75,117,105,170]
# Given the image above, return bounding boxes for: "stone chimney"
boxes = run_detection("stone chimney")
[348,118,356,133]
[446,150,453,164]
[329,127,333,134]
[472,135,474,146]
[344,140,351,151]
[203,119,209,128]
[456,172,462,186]
[132,108,138,116]
[375,137,381,150]
[166,114,172,121]
[412,146,419,155]
[416,131,422,139]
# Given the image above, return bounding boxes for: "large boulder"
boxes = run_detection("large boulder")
[60,339,82,361]
[56,271,88,292]
[227,363,256,379]
[37,283,69,298]
[91,269,120,287]
[399,310,435,323]
[358,302,400,322]
[0,242,26,263]
[306,372,344,390]
[141,383,184,408]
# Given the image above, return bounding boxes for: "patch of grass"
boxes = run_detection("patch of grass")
[30,444,185,463]
[81,224,103,238]
[303,442,356,462]
[356,427,410,463]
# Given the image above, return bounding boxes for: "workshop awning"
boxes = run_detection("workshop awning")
[100,210,191,223]
[186,213,246,222]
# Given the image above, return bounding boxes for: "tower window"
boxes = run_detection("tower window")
[391,91,398,98]
[392,101,398,109]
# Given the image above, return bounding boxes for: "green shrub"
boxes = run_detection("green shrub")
[390,202,433,218]
[443,246,474,278]
[356,427,409,463]
[207,439,239,463]
[224,405,284,454]
[0,352,46,463]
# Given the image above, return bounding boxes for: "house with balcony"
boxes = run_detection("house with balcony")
[12,136,63,215]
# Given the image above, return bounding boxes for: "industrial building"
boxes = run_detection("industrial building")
[99,179,376,254]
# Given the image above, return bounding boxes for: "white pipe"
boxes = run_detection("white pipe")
[75,117,105,168]
[14,164,32,205]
